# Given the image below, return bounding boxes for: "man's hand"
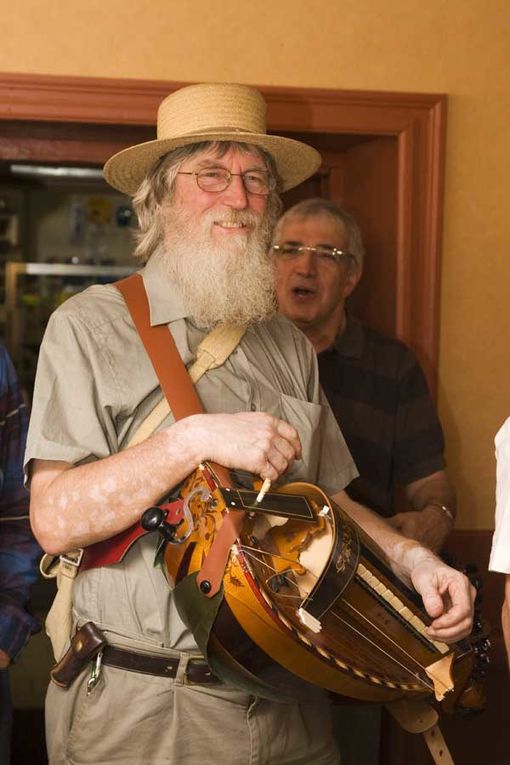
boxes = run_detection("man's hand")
[0,649,11,669]
[408,551,476,643]
[31,410,302,554]
[332,490,474,644]
[184,411,302,482]
[388,505,452,553]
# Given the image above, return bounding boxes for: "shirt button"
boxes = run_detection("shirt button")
[250,403,256,411]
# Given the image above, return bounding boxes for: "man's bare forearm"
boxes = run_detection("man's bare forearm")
[332,490,435,582]
[332,489,474,642]
[30,411,302,555]
[406,470,456,517]
[30,422,202,555]
[390,470,456,551]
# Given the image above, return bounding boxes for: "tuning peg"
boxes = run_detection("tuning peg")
[471,576,483,591]
[474,648,490,664]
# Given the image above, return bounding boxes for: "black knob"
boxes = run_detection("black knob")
[141,506,183,542]
[199,580,212,594]
[141,507,167,532]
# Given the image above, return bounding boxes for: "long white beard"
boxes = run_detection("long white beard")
[161,203,277,328]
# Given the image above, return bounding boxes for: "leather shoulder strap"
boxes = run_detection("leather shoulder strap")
[116,273,204,420]
[81,271,241,572]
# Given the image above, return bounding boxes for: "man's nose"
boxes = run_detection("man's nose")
[221,174,249,209]
[294,249,317,275]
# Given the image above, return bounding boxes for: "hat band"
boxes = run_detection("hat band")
[159,125,264,139]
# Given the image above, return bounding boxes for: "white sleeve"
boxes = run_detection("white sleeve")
[489,417,510,572]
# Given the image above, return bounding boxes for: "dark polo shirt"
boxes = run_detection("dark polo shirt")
[318,316,445,517]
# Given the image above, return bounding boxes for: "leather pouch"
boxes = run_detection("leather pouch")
[50,621,107,688]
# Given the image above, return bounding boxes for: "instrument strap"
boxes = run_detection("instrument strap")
[385,699,455,765]
[117,272,204,420]
[423,724,455,765]
[78,272,245,569]
[126,316,248,445]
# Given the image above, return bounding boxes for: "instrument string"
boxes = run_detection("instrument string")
[230,489,449,695]
[236,544,307,601]
[238,539,434,692]
[331,600,436,692]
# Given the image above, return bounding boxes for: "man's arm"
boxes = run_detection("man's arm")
[388,469,456,552]
[30,411,301,554]
[332,489,474,644]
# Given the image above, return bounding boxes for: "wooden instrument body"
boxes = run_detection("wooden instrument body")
[164,465,477,705]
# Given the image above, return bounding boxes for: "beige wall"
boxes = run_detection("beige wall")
[2,0,509,530]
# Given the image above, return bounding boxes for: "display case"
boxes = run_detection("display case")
[4,261,135,396]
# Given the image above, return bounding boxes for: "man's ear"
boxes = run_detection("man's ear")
[343,264,362,298]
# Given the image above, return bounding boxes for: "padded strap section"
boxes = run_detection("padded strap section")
[385,699,455,765]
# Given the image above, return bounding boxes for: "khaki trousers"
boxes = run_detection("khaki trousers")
[45,652,341,765]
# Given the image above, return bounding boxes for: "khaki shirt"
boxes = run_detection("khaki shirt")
[26,253,357,651]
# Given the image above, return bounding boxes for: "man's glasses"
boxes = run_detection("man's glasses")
[177,167,276,196]
[272,243,352,266]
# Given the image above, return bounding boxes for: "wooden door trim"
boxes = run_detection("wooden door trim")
[0,72,446,388]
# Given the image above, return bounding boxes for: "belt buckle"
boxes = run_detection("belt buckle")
[184,660,212,685]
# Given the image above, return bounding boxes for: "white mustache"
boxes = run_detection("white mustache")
[209,210,260,227]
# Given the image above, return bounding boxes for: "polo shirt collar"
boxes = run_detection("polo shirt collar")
[140,252,190,326]
[332,314,365,359]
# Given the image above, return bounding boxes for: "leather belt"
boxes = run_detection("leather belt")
[101,645,219,685]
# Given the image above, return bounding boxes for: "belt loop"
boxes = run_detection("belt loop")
[176,653,191,686]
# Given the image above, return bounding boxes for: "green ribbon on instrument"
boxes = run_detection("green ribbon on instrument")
[173,572,292,702]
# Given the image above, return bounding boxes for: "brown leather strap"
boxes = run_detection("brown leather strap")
[102,644,219,684]
[116,273,205,419]
[82,273,233,571]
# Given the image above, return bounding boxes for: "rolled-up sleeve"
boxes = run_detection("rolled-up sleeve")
[489,418,510,573]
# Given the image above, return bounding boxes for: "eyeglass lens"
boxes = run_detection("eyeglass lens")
[273,243,349,264]
[180,168,274,195]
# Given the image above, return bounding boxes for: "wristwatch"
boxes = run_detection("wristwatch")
[428,503,454,523]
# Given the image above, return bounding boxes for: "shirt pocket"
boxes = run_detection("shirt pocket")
[256,383,324,485]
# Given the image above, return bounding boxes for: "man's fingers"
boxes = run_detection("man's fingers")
[275,419,302,459]
[420,586,445,620]
[426,609,474,642]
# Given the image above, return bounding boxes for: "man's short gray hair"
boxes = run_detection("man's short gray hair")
[273,198,365,270]
[132,141,283,263]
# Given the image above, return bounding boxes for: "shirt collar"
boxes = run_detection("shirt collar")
[141,252,190,325]
[331,314,365,359]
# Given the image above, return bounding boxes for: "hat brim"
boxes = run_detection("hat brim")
[103,132,321,195]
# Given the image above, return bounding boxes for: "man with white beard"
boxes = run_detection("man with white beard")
[25,83,474,765]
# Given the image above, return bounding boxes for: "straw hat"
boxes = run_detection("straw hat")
[103,83,321,195]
